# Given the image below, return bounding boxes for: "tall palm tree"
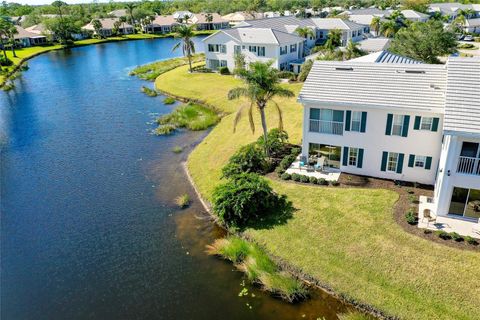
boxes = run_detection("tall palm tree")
[227,61,294,157]
[370,16,381,36]
[172,24,196,73]
[0,18,11,59]
[205,13,213,30]
[380,20,397,38]
[125,3,136,29]
[295,26,315,40]
[119,16,127,34]
[7,23,18,58]
[325,28,342,50]
[92,19,102,38]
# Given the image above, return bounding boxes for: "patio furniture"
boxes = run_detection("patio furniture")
[314,157,325,172]
[299,156,307,171]
[423,209,436,227]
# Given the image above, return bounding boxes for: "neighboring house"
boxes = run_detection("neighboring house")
[109,9,128,18]
[143,16,179,33]
[11,26,47,47]
[389,10,429,22]
[428,3,480,21]
[310,18,365,46]
[298,54,480,237]
[202,27,304,72]
[221,11,263,26]
[26,23,86,40]
[193,13,230,30]
[356,38,391,53]
[464,18,480,34]
[82,18,134,37]
[345,8,386,26]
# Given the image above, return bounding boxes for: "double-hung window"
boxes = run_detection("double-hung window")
[391,115,404,136]
[420,117,433,130]
[387,152,399,172]
[414,155,427,168]
[351,111,362,132]
[249,45,257,53]
[220,45,226,53]
[349,148,359,166]
[234,45,241,54]
[257,46,265,56]
[280,46,288,55]
[290,44,297,53]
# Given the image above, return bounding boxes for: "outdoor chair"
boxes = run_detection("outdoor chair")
[422,209,435,227]
[314,157,325,172]
[299,156,307,171]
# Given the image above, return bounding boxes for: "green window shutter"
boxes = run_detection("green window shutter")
[310,108,319,120]
[381,151,388,171]
[385,114,393,135]
[402,115,410,137]
[408,154,415,167]
[414,116,421,130]
[345,111,351,131]
[397,153,404,174]
[425,156,432,170]
[360,112,367,133]
[357,148,364,168]
[431,118,439,132]
[343,147,349,166]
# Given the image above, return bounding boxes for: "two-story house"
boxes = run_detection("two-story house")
[203,27,304,71]
[298,53,480,237]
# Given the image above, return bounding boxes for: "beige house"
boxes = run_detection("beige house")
[82,18,134,37]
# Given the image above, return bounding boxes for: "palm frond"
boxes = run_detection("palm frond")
[228,87,249,100]
[247,102,255,134]
[273,87,295,98]
[172,41,181,52]
[271,100,283,131]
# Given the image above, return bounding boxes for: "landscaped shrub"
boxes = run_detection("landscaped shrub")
[277,70,296,81]
[219,66,230,75]
[298,59,313,82]
[405,209,417,225]
[290,147,301,155]
[317,178,328,185]
[465,236,479,245]
[291,173,301,182]
[278,154,297,172]
[222,143,269,178]
[163,97,176,104]
[280,173,291,180]
[299,175,309,183]
[309,176,317,184]
[0,56,13,66]
[450,232,463,242]
[436,230,451,240]
[330,180,340,186]
[408,194,417,204]
[212,173,290,228]
[257,129,289,157]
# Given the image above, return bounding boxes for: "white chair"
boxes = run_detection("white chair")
[423,209,436,227]
[314,157,325,172]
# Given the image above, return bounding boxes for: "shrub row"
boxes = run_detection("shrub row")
[280,172,339,186]
[424,230,479,246]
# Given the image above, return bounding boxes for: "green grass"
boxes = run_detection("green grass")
[157,103,219,132]
[175,194,190,208]
[130,54,205,81]
[207,236,307,302]
[155,64,480,319]
[163,97,176,105]
[141,86,158,97]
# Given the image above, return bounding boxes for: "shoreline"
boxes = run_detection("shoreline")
[0,31,214,89]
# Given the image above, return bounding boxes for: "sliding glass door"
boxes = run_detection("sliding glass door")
[308,143,341,169]
[449,187,480,219]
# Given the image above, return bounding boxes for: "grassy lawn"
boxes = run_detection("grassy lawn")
[131,54,205,81]
[156,64,480,319]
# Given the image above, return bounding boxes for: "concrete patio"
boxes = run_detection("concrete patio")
[285,160,341,182]
[418,195,480,238]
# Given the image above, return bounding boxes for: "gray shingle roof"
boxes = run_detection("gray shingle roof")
[443,57,480,135]
[298,60,447,111]
[310,18,364,30]
[235,16,315,33]
[345,8,386,15]
[356,38,391,53]
[208,27,303,44]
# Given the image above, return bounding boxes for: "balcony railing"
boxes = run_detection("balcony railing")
[457,156,480,175]
[309,119,343,135]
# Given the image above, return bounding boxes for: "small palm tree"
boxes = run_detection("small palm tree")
[344,40,363,60]
[227,61,294,157]
[380,20,397,38]
[325,28,342,50]
[125,3,136,28]
[205,13,213,30]
[119,16,127,34]
[370,16,381,36]
[295,26,315,40]
[172,24,196,73]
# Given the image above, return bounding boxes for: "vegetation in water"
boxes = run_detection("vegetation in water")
[163,97,176,105]
[207,236,307,302]
[155,103,219,134]
[141,86,158,97]
[154,124,176,135]
[337,312,375,320]
[130,54,204,81]
[175,194,190,208]
[172,146,183,153]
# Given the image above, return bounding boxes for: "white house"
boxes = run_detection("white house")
[203,27,304,72]
[428,3,480,21]
[464,18,480,33]
[298,54,480,237]
[82,18,134,37]
[12,26,47,47]
[310,18,365,46]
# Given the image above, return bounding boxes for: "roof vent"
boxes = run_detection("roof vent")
[335,67,353,71]
[405,70,425,74]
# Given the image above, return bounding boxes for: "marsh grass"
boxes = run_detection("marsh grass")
[207,236,307,302]
[337,312,374,320]
[141,86,158,97]
[130,54,204,81]
[175,194,190,208]
[156,103,219,133]
[154,124,176,135]
[163,97,176,105]
[172,146,183,153]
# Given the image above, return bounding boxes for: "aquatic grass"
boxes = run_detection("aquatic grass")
[141,86,158,97]
[156,103,219,132]
[207,236,307,302]
[175,194,190,208]
[154,124,176,135]
[337,312,374,320]
[163,97,176,105]
[172,146,183,153]
[130,54,204,81]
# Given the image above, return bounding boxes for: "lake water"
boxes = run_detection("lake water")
[0,37,352,320]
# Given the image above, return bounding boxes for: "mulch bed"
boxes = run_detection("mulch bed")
[268,172,480,252]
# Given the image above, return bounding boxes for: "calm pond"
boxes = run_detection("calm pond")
[0,37,353,320]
